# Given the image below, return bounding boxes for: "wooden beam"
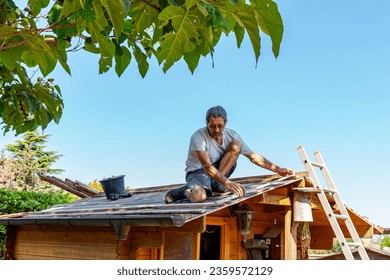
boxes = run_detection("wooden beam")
[259,194,291,206]
[39,175,89,198]
[283,209,298,260]
[221,223,231,260]
[67,178,99,196]
[192,233,201,260]
[129,231,164,248]
[0,212,29,219]
[206,216,234,226]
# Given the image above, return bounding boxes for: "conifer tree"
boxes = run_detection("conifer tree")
[2,130,63,191]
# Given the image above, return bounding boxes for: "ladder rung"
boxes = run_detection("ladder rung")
[334,214,349,220]
[321,188,336,194]
[310,162,324,168]
[346,242,361,248]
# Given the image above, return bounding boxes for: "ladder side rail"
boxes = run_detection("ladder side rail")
[297,146,356,260]
[312,149,369,260]
[317,192,355,260]
[314,151,355,222]
[297,146,323,190]
[313,150,337,191]
[331,191,370,260]
[357,244,370,260]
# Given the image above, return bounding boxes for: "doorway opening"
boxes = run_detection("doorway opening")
[200,225,221,260]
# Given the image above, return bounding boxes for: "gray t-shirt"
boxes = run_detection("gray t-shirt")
[185,127,252,172]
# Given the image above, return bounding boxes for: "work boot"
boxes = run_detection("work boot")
[164,185,188,204]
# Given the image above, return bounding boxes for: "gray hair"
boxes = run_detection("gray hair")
[206,106,228,124]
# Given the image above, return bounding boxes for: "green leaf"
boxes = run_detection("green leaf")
[234,24,245,48]
[251,0,283,58]
[231,3,261,65]
[100,0,128,41]
[77,1,96,22]
[183,48,201,73]
[47,3,62,24]
[87,21,116,57]
[53,43,71,75]
[98,55,112,74]
[24,37,57,76]
[84,37,100,54]
[37,106,51,129]
[157,6,204,71]
[84,3,116,58]
[129,1,159,34]
[157,33,182,72]
[0,46,24,70]
[115,46,131,77]
[185,0,197,10]
[133,45,149,78]
[36,89,63,124]
[60,0,85,17]
[199,3,228,32]
[28,0,50,16]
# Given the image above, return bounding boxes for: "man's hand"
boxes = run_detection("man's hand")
[276,167,295,177]
[225,180,246,197]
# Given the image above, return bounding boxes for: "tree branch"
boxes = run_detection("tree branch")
[139,0,161,12]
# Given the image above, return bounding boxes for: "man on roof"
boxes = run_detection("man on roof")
[165,105,295,204]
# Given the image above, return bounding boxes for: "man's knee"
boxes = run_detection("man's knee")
[228,139,242,155]
[187,186,207,203]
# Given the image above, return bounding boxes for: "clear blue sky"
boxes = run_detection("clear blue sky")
[1,1,389,228]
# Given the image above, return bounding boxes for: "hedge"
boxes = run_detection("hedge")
[0,188,75,259]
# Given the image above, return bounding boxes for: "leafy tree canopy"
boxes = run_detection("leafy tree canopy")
[0,0,284,135]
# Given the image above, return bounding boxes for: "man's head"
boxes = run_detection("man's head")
[206,106,228,124]
[206,106,227,140]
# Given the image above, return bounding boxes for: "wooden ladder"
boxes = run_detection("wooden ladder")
[297,146,369,260]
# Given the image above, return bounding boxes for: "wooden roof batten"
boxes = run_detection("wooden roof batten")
[38,174,99,198]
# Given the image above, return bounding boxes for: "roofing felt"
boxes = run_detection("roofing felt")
[0,174,305,227]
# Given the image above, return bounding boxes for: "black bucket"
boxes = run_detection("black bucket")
[99,175,125,200]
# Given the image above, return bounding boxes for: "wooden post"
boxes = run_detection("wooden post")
[192,233,201,260]
[284,209,298,260]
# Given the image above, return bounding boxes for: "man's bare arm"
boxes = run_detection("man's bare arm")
[245,152,294,176]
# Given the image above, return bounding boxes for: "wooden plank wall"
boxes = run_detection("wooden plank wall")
[9,225,119,260]
[164,232,194,260]
[7,224,201,260]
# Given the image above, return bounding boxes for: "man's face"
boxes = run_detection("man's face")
[207,117,225,139]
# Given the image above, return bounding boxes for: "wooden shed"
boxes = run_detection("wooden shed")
[0,172,382,260]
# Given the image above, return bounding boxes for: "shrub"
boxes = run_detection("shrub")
[381,235,390,249]
[0,188,75,259]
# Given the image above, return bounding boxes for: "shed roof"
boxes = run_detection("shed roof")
[0,172,382,236]
[0,174,304,227]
